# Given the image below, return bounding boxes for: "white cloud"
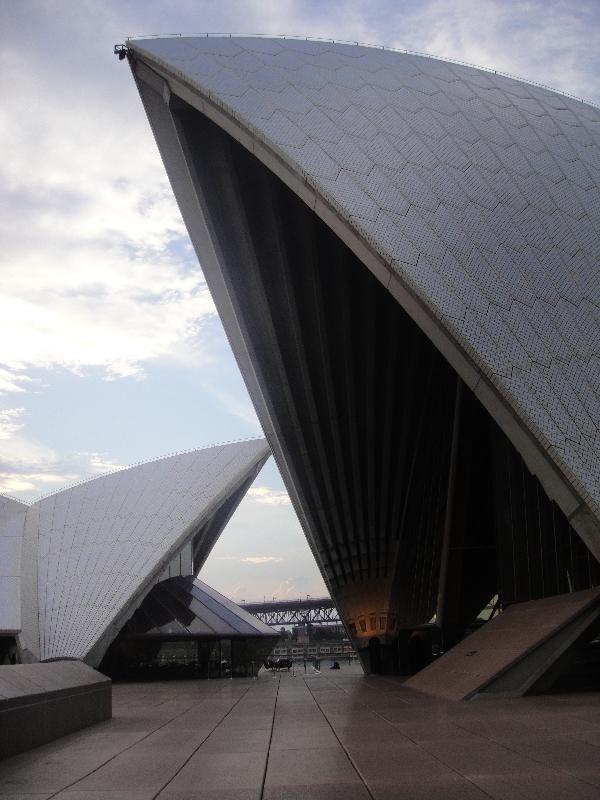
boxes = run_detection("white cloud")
[76,452,125,474]
[387,0,600,103]
[0,408,26,440]
[0,427,125,501]
[0,28,217,389]
[0,471,79,497]
[240,556,284,564]
[215,554,284,564]
[0,369,35,396]
[0,428,81,498]
[248,486,292,505]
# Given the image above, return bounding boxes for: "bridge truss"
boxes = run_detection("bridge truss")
[242,597,340,627]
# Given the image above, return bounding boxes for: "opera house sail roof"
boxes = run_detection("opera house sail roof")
[1,439,270,666]
[124,36,600,672]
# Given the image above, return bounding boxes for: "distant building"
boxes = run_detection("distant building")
[125,36,600,687]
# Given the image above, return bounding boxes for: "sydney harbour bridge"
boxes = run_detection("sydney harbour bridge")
[241,597,340,627]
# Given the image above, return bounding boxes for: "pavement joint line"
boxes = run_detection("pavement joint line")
[152,682,255,800]
[43,681,248,799]
[259,673,281,800]
[301,672,377,800]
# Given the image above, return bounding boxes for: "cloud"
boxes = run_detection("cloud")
[0,423,125,501]
[0,21,218,390]
[215,555,284,564]
[0,370,35,396]
[269,578,322,600]
[385,0,600,103]
[72,452,125,475]
[247,486,292,505]
[204,385,261,429]
[0,425,81,497]
[0,471,79,498]
[240,556,284,564]
[0,408,26,440]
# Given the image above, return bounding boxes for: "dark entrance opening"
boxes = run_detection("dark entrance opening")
[368,637,381,674]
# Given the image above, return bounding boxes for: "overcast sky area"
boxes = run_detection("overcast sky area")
[1,0,599,602]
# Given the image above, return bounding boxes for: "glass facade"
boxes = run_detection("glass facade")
[99,577,278,680]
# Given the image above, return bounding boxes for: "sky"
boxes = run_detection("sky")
[1,0,599,602]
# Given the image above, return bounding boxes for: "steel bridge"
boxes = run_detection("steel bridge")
[241,597,340,626]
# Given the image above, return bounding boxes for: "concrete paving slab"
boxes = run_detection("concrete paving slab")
[1,667,600,800]
[159,790,259,800]
[390,720,484,742]
[349,742,456,781]
[470,771,600,800]
[420,737,548,776]
[369,775,492,799]
[55,792,152,800]
[270,725,339,751]
[164,751,266,791]
[71,749,190,793]
[200,728,271,754]
[0,795,52,800]
[264,747,360,787]
[262,785,371,800]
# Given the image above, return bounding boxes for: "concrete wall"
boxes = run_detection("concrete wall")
[0,661,111,760]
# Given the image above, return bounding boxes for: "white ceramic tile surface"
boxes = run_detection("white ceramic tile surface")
[10,439,268,662]
[129,36,600,526]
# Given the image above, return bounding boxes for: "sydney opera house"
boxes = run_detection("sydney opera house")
[0,439,275,674]
[119,35,600,690]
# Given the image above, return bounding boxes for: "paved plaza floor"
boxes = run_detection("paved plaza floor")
[1,662,600,800]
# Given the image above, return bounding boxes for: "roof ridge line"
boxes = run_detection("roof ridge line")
[19,435,267,506]
[122,32,599,111]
